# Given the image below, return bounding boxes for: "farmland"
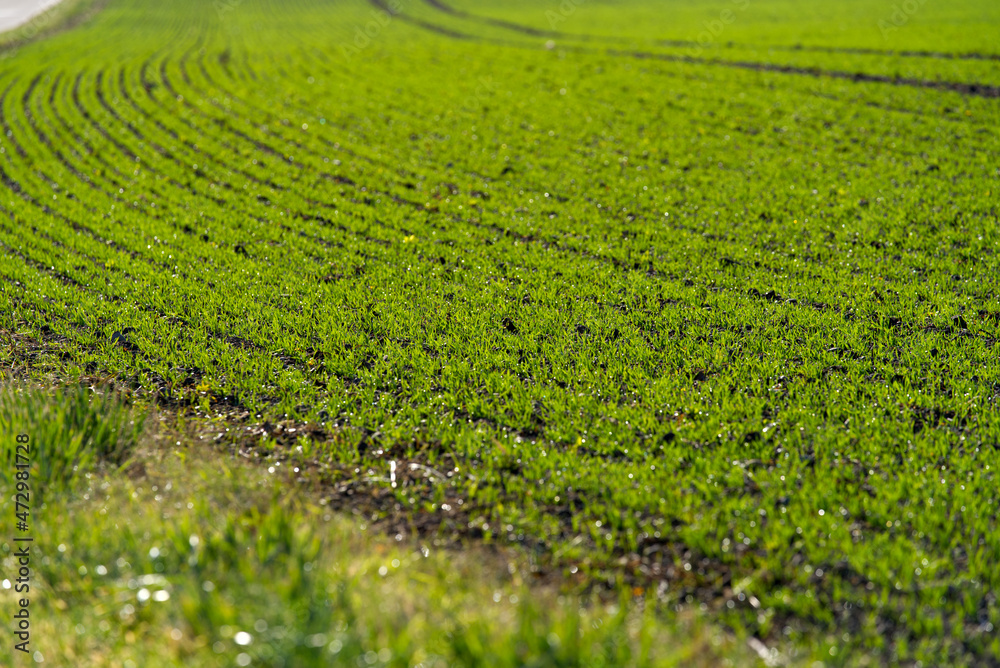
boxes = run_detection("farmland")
[1,0,999,665]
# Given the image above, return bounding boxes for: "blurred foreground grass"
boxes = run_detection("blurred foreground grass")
[0,386,756,667]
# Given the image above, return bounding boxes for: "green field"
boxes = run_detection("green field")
[1,0,999,665]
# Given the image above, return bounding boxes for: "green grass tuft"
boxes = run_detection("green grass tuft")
[0,386,143,495]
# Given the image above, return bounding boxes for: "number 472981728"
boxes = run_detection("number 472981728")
[15,434,30,529]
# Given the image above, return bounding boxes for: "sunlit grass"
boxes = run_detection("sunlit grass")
[0,387,753,667]
[1,0,998,663]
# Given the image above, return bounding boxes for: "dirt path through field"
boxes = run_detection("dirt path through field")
[0,0,63,33]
